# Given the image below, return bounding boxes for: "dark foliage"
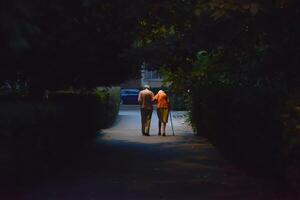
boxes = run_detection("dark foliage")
[134,0,300,187]
[0,88,120,188]
[0,0,145,93]
[190,83,286,175]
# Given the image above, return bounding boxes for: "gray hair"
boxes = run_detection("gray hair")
[143,84,150,89]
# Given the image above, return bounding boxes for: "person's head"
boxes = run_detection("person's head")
[143,84,150,90]
[158,90,164,93]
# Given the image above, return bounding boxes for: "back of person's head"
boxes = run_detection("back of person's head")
[143,85,150,90]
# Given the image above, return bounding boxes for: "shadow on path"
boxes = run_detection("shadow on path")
[15,105,294,200]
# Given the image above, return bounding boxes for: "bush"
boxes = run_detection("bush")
[168,92,188,111]
[190,82,287,176]
[281,89,300,193]
[0,87,120,187]
[95,87,121,128]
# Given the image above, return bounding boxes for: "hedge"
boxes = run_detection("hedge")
[0,87,120,188]
[190,83,287,176]
[190,84,300,195]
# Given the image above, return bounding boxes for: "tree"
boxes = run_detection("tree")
[0,0,146,94]
[132,0,300,173]
[134,0,300,88]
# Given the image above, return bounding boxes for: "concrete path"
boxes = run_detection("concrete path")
[21,105,292,200]
[101,105,193,143]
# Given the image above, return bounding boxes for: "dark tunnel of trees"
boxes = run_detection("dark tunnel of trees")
[1,0,300,194]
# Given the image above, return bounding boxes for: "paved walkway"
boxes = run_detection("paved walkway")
[101,105,193,143]
[21,105,292,200]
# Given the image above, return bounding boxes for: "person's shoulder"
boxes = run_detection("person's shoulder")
[146,89,153,94]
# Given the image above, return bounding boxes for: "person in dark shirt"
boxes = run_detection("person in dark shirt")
[138,85,154,136]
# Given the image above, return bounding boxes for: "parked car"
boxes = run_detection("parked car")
[120,89,140,104]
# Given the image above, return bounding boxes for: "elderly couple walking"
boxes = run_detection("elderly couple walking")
[138,85,170,136]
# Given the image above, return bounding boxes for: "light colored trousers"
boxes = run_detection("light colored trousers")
[140,108,153,135]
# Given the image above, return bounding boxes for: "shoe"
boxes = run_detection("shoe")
[145,133,150,136]
[158,133,161,136]
[162,133,166,136]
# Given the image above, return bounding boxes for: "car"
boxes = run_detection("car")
[120,89,140,104]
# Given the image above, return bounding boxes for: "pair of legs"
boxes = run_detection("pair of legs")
[141,108,153,136]
[158,122,167,136]
[157,108,169,136]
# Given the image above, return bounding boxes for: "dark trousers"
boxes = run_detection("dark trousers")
[140,108,153,135]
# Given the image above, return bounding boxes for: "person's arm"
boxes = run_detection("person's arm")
[138,91,142,104]
[152,93,158,103]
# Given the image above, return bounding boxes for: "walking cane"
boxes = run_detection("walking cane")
[169,109,175,136]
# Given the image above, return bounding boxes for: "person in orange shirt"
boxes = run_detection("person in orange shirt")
[153,90,170,136]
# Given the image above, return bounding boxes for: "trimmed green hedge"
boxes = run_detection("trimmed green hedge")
[190,83,286,176]
[190,85,300,192]
[282,90,300,193]
[0,87,120,187]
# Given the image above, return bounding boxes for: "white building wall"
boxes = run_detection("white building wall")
[141,70,163,88]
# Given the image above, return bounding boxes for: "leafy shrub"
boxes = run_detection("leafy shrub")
[162,50,291,176]
[95,87,120,128]
[190,82,287,174]
[0,87,120,187]
[281,89,300,193]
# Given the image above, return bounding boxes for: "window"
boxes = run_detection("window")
[143,70,162,80]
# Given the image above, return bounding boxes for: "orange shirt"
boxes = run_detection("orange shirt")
[153,91,169,108]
